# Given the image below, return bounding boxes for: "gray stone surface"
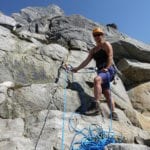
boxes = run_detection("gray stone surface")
[0,4,149,150]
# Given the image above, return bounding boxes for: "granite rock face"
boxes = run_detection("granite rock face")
[0,4,150,150]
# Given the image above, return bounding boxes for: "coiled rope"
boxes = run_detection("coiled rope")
[69,113,123,150]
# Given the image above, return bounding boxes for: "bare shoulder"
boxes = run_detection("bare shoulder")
[103,41,112,48]
[103,41,113,51]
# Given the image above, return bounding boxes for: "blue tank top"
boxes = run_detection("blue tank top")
[92,49,108,70]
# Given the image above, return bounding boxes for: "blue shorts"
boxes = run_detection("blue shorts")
[97,66,116,91]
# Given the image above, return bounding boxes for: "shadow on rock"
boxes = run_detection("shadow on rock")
[67,81,95,114]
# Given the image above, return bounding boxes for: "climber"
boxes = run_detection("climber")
[72,27,119,121]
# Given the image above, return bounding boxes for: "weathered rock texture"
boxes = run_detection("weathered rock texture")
[0,4,150,150]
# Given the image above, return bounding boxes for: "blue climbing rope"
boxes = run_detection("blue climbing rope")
[61,68,69,150]
[61,64,74,150]
[69,113,123,150]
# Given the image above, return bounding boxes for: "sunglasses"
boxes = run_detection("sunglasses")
[93,33,103,37]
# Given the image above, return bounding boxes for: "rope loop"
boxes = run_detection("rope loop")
[69,113,123,150]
